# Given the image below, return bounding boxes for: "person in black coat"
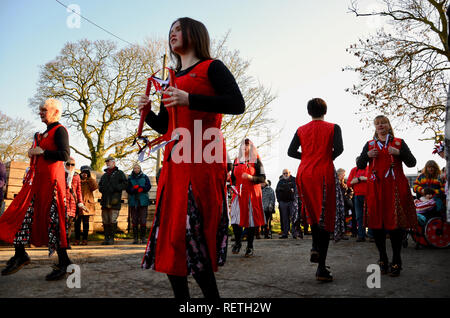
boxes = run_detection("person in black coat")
[276,169,298,239]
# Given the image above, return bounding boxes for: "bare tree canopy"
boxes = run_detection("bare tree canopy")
[346,0,450,140]
[29,39,166,171]
[0,111,34,162]
[29,36,277,172]
[212,33,277,155]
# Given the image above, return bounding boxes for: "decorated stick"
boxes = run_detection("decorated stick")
[136,78,153,138]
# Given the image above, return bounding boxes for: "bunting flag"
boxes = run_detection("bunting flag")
[432,141,444,155]
[134,67,178,162]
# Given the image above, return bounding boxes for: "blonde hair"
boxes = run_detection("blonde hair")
[422,160,440,179]
[373,115,394,139]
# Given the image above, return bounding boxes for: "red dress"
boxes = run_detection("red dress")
[0,125,68,250]
[142,60,228,276]
[365,137,417,230]
[230,159,265,228]
[66,173,83,218]
[347,166,369,196]
[295,121,336,232]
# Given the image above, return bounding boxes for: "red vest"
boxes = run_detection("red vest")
[232,159,265,227]
[0,124,68,248]
[347,166,369,196]
[365,137,417,230]
[295,120,336,232]
[145,60,228,276]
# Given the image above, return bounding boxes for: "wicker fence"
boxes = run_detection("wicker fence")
[3,161,157,234]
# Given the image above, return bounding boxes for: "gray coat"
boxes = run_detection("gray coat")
[262,185,275,213]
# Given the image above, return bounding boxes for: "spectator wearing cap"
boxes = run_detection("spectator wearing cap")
[126,163,151,244]
[76,165,98,245]
[98,156,127,245]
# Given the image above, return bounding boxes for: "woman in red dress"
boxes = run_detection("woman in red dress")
[138,17,245,299]
[357,115,417,277]
[288,98,344,282]
[0,98,72,281]
[229,138,266,257]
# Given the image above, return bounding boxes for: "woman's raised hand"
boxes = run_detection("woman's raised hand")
[137,94,150,112]
[162,86,189,107]
[388,146,400,156]
[368,148,379,158]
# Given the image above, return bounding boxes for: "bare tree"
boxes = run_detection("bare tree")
[30,36,277,172]
[346,0,449,140]
[29,39,163,171]
[212,33,278,157]
[0,111,34,162]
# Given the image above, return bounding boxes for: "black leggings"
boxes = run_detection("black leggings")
[311,224,330,268]
[232,225,256,249]
[75,215,90,241]
[372,228,403,265]
[167,267,220,300]
[14,244,71,267]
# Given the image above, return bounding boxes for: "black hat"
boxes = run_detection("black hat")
[80,165,91,172]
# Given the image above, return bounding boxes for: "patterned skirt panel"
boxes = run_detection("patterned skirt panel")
[143,185,228,275]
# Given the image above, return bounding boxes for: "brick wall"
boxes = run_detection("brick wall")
[3,161,157,234]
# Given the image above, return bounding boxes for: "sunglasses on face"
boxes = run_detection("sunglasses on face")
[66,163,75,166]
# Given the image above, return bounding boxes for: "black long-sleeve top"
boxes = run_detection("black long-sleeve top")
[287,124,343,160]
[231,158,266,185]
[356,136,416,170]
[42,122,70,162]
[145,60,245,134]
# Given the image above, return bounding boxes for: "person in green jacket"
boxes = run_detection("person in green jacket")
[126,164,151,244]
[98,156,128,245]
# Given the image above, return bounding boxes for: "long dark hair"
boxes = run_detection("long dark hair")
[169,17,212,72]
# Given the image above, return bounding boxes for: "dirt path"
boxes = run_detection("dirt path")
[1,235,449,298]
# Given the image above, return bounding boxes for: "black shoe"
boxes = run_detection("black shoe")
[244,247,254,257]
[310,249,319,263]
[6,256,16,266]
[316,266,333,282]
[356,237,366,242]
[1,253,31,276]
[231,243,241,254]
[389,263,402,277]
[140,226,147,244]
[279,235,288,239]
[378,259,389,275]
[45,264,72,281]
[132,226,139,244]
